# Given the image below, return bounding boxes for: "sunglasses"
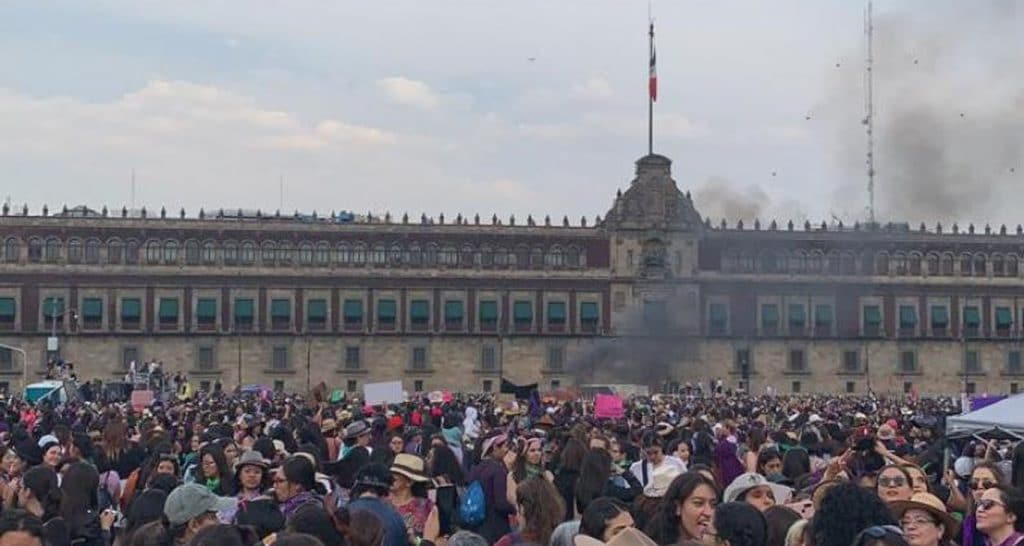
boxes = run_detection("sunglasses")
[977,498,1005,512]
[878,476,907,488]
[970,479,996,490]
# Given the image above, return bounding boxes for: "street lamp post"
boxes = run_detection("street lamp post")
[46,304,78,360]
[0,343,29,392]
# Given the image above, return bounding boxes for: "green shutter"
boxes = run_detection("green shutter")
[899,305,917,328]
[709,304,728,328]
[547,301,566,323]
[43,297,65,318]
[271,299,291,319]
[996,307,1013,328]
[377,299,397,320]
[307,299,327,320]
[197,298,217,320]
[931,306,949,327]
[343,299,363,321]
[788,304,806,326]
[863,305,882,325]
[0,298,15,318]
[814,304,833,326]
[580,302,599,322]
[964,306,981,327]
[479,300,498,321]
[444,300,464,321]
[410,300,430,321]
[121,298,141,319]
[761,304,779,327]
[234,298,254,319]
[158,298,179,320]
[513,301,533,323]
[82,298,103,319]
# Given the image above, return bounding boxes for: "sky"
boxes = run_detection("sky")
[0,1,1020,226]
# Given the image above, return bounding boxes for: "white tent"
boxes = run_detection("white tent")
[946,394,1024,438]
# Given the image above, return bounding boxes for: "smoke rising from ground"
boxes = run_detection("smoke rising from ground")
[693,176,808,226]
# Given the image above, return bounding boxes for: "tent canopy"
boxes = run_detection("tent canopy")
[946,394,1024,438]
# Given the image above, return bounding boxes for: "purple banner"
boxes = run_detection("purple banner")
[971,395,1007,411]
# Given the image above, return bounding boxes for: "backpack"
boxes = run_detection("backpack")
[459,480,486,527]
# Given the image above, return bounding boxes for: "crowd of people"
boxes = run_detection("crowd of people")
[0,383,1021,546]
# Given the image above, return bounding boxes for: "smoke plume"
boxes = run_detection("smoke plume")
[693,176,808,226]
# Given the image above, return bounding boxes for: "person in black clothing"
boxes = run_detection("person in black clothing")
[60,462,110,546]
[0,510,46,546]
[553,437,585,521]
[574,448,642,515]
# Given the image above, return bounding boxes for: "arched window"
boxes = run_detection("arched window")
[85,239,100,264]
[184,240,200,265]
[941,253,954,276]
[909,253,922,276]
[827,251,842,274]
[480,245,494,267]
[439,246,457,266]
[758,251,781,273]
[298,243,314,265]
[163,240,179,264]
[807,251,824,273]
[406,244,422,266]
[507,247,518,268]
[423,243,437,266]
[335,243,351,265]
[44,237,61,263]
[460,245,475,268]
[4,237,20,263]
[28,238,42,263]
[892,253,908,275]
[495,246,508,267]
[125,239,139,264]
[530,247,544,268]
[788,251,807,274]
[992,254,1005,277]
[973,254,987,277]
[927,253,940,276]
[201,241,217,265]
[1008,255,1020,278]
[566,246,582,268]
[146,240,161,264]
[352,243,366,265]
[261,241,277,265]
[874,252,890,276]
[240,241,256,265]
[515,245,529,268]
[370,244,386,265]
[546,246,565,267]
[959,253,972,276]
[388,244,403,265]
[277,241,294,265]
[67,239,82,264]
[222,241,239,265]
[315,242,330,266]
[841,252,856,274]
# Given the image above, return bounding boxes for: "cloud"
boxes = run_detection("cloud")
[570,77,613,101]
[517,111,707,140]
[376,76,442,111]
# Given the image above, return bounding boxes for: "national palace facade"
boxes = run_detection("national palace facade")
[1,154,1023,395]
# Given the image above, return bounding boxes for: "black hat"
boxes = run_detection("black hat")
[352,462,393,491]
[14,439,43,467]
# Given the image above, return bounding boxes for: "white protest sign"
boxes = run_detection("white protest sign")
[363,380,404,405]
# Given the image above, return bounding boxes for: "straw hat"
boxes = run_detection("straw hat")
[320,419,337,434]
[574,528,659,546]
[889,492,958,541]
[390,453,430,483]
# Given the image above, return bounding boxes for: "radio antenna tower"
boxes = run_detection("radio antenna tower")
[864,0,876,224]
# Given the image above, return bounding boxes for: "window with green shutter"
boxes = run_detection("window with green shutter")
[996,307,1013,332]
[963,306,981,336]
[234,298,254,330]
[196,298,217,329]
[271,299,291,329]
[931,306,949,329]
[547,301,566,326]
[410,300,430,326]
[513,301,533,328]
[377,299,397,327]
[479,300,498,331]
[709,303,728,332]
[580,302,599,332]
[121,298,141,329]
[307,299,327,330]
[863,305,882,335]
[43,297,65,318]
[343,299,364,327]
[444,300,464,328]
[899,305,917,330]
[788,304,806,333]
[0,298,15,327]
[814,304,833,329]
[158,298,179,328]
[761,304,779,332]
[81,297,103,330]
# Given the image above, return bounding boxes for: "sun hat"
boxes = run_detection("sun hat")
[889,492,958,541]
[344,420,371,440]
[320,419,337,434]
[233,450,269,473]
[481,433,508,457]
[574,527,660,546]
[163,484,236,526]
[390,453,431,483]
[724,472,793,504]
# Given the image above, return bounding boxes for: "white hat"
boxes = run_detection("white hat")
[724,472,793,505]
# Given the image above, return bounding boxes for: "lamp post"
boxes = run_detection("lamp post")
[46,304,77,363]
[0,343,28,392]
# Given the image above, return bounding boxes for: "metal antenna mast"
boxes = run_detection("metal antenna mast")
[864,1,876,224]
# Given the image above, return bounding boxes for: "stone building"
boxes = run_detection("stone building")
[1,153,1022,395]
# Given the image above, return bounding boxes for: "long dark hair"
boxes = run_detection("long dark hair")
[280,456,317,493]
[22,466,62,521]
[197,444,235,495]
[575,448,613,513]
[427,444,465,487]
[715,502,768,546]
[60,463,99,522]
[558,438,586,473]
[580,497,631,540]
[644,472,719,546]
[1011,443,1024,490]
[515,478,564,546]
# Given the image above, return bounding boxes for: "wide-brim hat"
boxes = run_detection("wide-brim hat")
[233,450,270,474]
[724,472,793,504]
[390,453,430,483]
[889,493,958,541]
[320,419,337,434]
[575,528,659,546]
[344,420,371,440]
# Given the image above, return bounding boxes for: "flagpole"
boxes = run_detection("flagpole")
[648,22,654,156]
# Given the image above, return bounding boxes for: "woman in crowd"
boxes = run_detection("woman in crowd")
[554,437,586,521]
[284,506,345,546]
[387,453,439,543]
[811,482,896,546]
[232,450,270,501]
[495,477,564,546]
[123,488,168,543]
[975,485,1024,546]
[426,443,464,539]
[644,472,719,545]
[756,449,784,480]
[956,461,1006,546]
[60,462,107,546]
[509,438,554,488]
[578,497,635,542]
[39,437,62,471]
[724,473,792,513]
[763,506,800,546]
[709,502,768,546]
[876,464,915,504]
[18,466,67,546]
[0,511,46,546]
[890,492,957,546]
[574,448,642,514]
[96,421,145,483]
[274,456,324,522]
[900,464,930,495]
[744,429,766,473]
[131,484,233,546]
[196,444,236,497]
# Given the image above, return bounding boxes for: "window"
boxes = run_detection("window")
[931,306,949,336]
[735,349,752,377]
[346,380,357,392]
[336,244,351,265]
[843,350,860,372]
[274,381,285,393]
[1009,351,1022,375]
[158,298,179,330]
[708,303,728,335]
[377,299,397,330]
[315,243,330,266]
[202,242,216,265]
[196,298,217,331]
[551,380,561,390]
[410,299,430,330]
[185,241,200,265]
[1013,383,1020,395]
[343,299,364,330]
[996,307,1013,336]
[0,348,11,371]
[547,301,566,331]
[42,297,66,331]
[482,380,493,393]
[345,346,361,370]
[791,381,801,393]
[223,242,238,265]
[277,242,294,265]
[863,305,882,336]
[122,347,139,370]
[814,304,833,335]
[298,243,313,265]
[270,299,291,330]
[444,300,464,330]
[272,346,289,370]
[370,244,386,266]
[411,347,428,370]
[413,380,424,392]
[67,239,82,263]
[547,346,565,371]
[261,242,277,265]
[788,304,806,335]
[788,349,806,372]
[44,238,60,263]
[121,298,142,330]
[146,241,161,264]
[903,381,913,394]
[899,305,917,334]
[900,350,916,373]
[199,381,211,392]
[240,242,256,265]
[963,306,981,337]
[234,298,255,331]
[643,300,668,333]
[197,347,215,370]
[81,297,103,330]
[966,382,977,394]
[0,298,15,330]
[163,241,178,264]
[4,238,19,263]
[580,302,600,333]
[28,238,42,262]
[479,300,498,332]
[125,240,139,264]
[846,381,856,394]
[513,300,533,331]
[307,299,327,331]
[965,350,981,374]
[480,346,497,371]
[760,304,779,335]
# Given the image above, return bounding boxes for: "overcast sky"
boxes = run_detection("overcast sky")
[1,1,1020,226]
